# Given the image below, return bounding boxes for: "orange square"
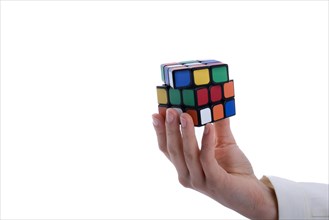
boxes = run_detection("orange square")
[186,109,198,126]
[213,104,224,121]
[158,106,167,119]
[224,80,234,98]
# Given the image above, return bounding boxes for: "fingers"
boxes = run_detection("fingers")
[152,110,227,191]
[152,113,170,159]
[165,109,190,185]
[200,123,227,186]
[180,113,205,189]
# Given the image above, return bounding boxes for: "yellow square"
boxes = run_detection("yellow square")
[157,88,168,104]
[193,69,210,86]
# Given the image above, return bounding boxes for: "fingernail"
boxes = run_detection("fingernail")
[166,110,173,123]
[180,116,186,128]
[204,124,209,135]
[152,116,159,127]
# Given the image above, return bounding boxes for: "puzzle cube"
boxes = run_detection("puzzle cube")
[156,59,236,127]
[212,102,225,121]
[161,60,229,89]
[209,84,223,103]
[184,99,236,126]
[156,85,169,105]
[210,64,229,84]
[168,88,182,106]
[186,107,212,126]
[158,104,183,119]
[224,98,236,117]
[182,87,209,107]
[223,80,235,99]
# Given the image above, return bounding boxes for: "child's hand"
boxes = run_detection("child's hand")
[152,108,277,219]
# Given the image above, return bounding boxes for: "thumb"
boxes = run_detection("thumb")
[213,118,236,146]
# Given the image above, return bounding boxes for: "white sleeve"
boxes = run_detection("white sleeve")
[267,176,329,220]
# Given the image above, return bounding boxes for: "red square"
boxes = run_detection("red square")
[196,88,208,106]
[210,85,222,102]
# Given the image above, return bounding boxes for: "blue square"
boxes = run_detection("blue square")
[164,64,184,85]
[225,99,236,117]
[174,70,191,88]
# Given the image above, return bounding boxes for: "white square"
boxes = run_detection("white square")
[200,108,212,125]
[185,62,203,66]
[166,64,183,68]
[172,108,183,116]
[169,71,174,88]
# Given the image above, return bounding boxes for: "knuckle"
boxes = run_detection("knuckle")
[199,149,207,161]
[191,179,204,190]
[178,175,190,188]
[205,177,219,190]
[166,129,177,138]
[168,147,179,158]
[166,122,179,134]
[183,150,194,161]
[158,144,167,153]
[199,152,211,167]
[156,128,165,136]
[199,155,207,167]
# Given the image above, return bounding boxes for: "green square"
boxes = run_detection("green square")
[212,66,228,83]
[169,88,181,105]
[182,90,195,106]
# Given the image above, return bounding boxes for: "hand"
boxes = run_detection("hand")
[152,109,278,220]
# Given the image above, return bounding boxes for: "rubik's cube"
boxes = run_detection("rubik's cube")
[156,60,236,127]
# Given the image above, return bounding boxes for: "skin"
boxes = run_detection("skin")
[152,108,278,220]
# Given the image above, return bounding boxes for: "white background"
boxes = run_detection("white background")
[1,1,328,219]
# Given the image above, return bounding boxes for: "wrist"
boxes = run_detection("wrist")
[258,176,278,220]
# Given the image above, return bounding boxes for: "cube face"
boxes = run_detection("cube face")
[201,59,222,64]
[182,87,208,107]
[169,88,182,105]
[200,108,212,125]
[162,60,229,89]
[210,84,222,102]
[158,104,184,120]
[157,59,235,127]
[225,99,236,117]
[170,69,192,88]
[185,62,204,67]
[211,65,229,83]
[193,68,210,86]
[186,109,198,126]
[196,88,208,106]
[223,80,235,98]
[186,107,211,126]
[161,62,178,82]
[182,90,195,106]
[164,64,184,84]
[212,103,224,121]
[181,60,198,64]
[156,86,169,105]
